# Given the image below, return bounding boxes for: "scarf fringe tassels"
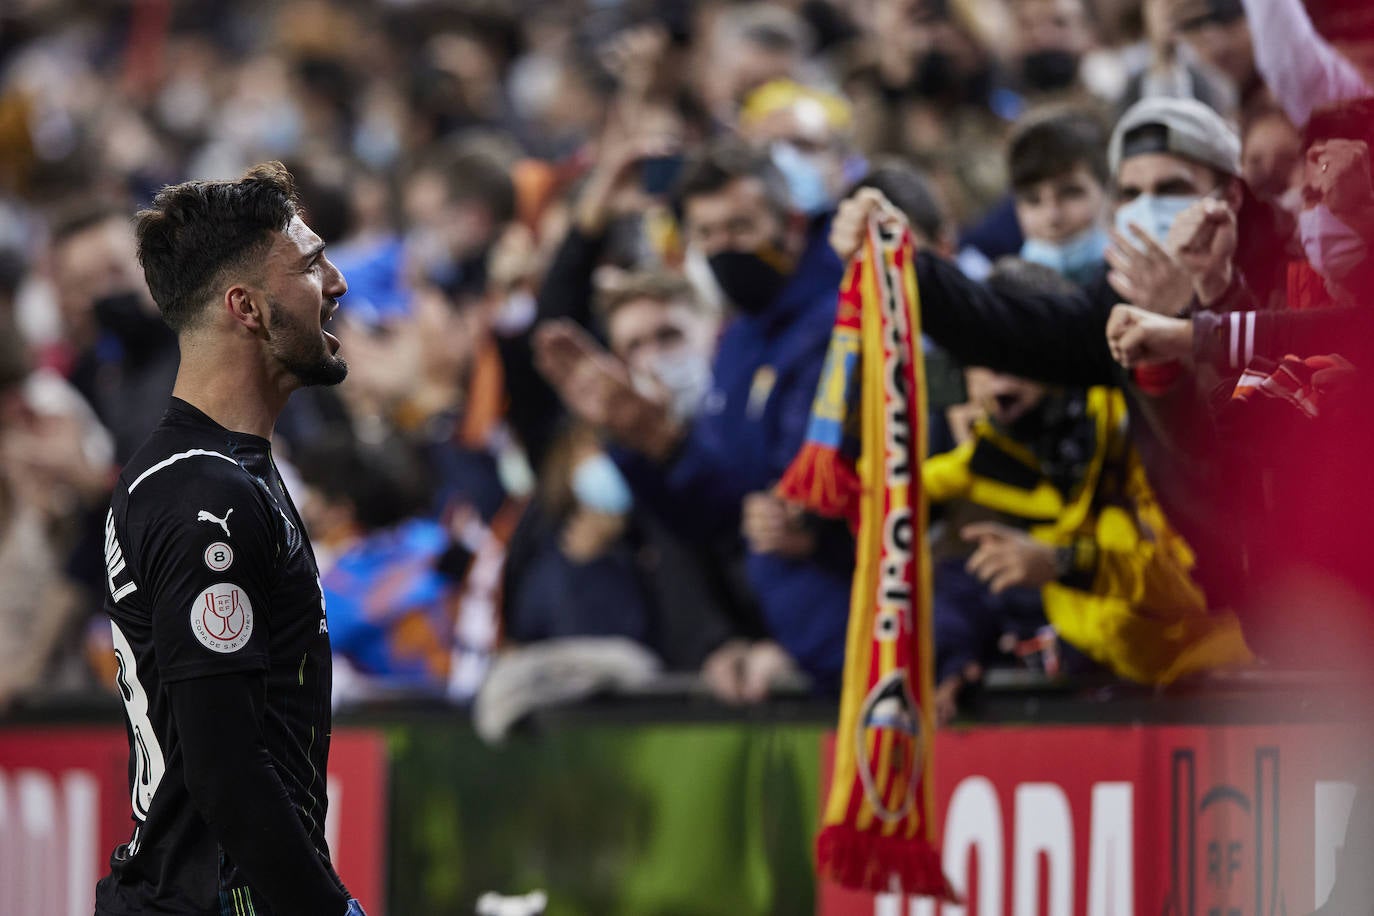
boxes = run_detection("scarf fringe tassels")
[816,825,951,893]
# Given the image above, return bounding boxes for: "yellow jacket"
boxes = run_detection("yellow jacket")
[923,387,1251,684]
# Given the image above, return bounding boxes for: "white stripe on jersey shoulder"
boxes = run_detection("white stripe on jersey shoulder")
[128,448,238,493]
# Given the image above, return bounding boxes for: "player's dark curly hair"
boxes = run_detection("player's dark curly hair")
[134,161,299,332]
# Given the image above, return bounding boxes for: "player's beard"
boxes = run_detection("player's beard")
[267,297,348,387]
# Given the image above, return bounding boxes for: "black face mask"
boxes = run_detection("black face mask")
[428,251,489,302]
[911,50,960,99]
[707,249,790,316]
[1020,49,1081,93]
[93,291,171,352]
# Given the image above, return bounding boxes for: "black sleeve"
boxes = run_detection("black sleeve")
[498,226,611,470]
[169,673,350,916]
[536,225,609,327]
[135,470,279,683]
[914,251,1120,388]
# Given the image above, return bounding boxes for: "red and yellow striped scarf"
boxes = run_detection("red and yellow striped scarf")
[779,219,953,898]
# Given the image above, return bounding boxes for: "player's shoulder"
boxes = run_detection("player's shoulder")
[116,428,269,528]
[120,431,244,495]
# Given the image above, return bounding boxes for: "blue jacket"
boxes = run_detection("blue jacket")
[617,221,853,691]
[324,519,454,689]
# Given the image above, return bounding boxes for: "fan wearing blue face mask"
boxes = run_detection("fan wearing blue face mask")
[739,80,857,218]
[507,425,721,661]
[1105,99,1374,366]
[1009,106,1112,288]
[1102,98,1258,318]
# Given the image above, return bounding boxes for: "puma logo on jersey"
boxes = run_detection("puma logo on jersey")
[196,508,234,538]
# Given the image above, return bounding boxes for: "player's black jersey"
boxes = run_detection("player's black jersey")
[96,398,338,916]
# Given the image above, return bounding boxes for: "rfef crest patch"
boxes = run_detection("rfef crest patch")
[191,583,253,653]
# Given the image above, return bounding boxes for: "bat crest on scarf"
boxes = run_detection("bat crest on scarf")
[855,670,924,823]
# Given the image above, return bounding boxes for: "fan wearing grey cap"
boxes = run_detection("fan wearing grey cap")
[1103,96,1274,318]
[1109,95,1242,240]
[1107,95,1374,370]
[827,96,1272,612]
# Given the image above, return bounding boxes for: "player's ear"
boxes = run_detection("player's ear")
[224,285,267,334]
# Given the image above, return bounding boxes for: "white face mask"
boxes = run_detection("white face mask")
[570,452,633,515]
[1298,204,1369,283]
[1019,225,1110,285]
[771,141,833,215]
[642,347,714,421]
[1114,194,1201,247]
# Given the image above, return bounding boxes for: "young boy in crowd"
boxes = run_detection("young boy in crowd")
[1009,106,1112,287]
[926,108,1113,715]
[931,106,1113,440]
[928,261,1251,722]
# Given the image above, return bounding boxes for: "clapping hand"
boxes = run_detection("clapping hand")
[1167,198,1238,306]
[1106,223,1194,316]
[533,319,683,461]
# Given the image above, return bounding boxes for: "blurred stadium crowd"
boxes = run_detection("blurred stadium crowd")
[4,0,1374,728]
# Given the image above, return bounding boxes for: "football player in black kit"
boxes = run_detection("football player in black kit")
[96,162,366,916]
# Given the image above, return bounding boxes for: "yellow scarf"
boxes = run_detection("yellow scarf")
[780,218,953,897]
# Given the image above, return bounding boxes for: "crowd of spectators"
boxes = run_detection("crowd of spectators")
[3,0,1374,724]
